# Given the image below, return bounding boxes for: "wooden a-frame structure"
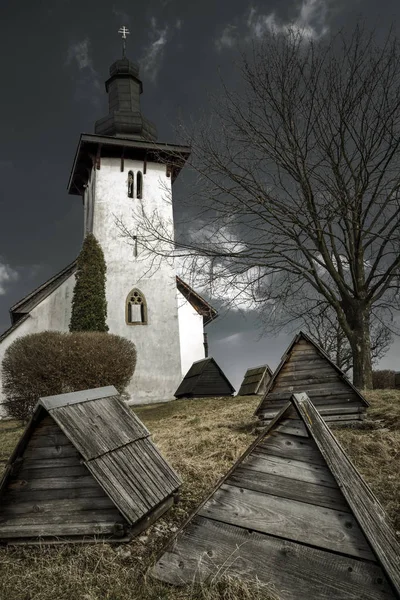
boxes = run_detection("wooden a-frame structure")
[255,331,369,426]
[152,393,400,600]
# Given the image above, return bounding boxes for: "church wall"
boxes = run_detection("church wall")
[177,293,205,377]
[90,157,183,404]
[0,274,75,417]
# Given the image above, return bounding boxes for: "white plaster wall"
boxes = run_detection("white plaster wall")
[90,158,183,404]
[0,274,75,417]
[177,292,205,376]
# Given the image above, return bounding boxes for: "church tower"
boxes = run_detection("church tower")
[67,47,192,404]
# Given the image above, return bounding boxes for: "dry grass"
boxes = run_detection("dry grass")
[0,391,398,599]
[333,389,400,533]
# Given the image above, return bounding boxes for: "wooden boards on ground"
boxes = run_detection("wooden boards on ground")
[255,331,368,426]
[152,394,400,600]
[0,386,181,544]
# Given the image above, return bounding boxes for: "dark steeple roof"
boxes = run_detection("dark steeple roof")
[94,57,157,141]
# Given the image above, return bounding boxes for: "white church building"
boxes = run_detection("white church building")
[0,53,217,412]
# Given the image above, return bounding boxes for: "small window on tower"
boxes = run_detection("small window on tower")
[137,171,143,199]
[126,289,147,325]
[128,171,134,198]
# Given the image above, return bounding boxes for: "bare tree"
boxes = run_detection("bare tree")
[297,305,392,373]
[120,26,400,389]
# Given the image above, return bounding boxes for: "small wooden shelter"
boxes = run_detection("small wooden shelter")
[238,364,273,396]
[152,393,400,599]
[0,386,181,544]
[255,331,368,426]
[174,358,235,398]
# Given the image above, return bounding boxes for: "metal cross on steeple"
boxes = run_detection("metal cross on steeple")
[118,26,130,58]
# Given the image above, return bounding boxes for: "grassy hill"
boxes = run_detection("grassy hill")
[0,391,398,600]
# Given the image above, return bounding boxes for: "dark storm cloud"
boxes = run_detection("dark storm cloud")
[1,0,400,376]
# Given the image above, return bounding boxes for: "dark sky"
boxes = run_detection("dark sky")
[0,0,399,390]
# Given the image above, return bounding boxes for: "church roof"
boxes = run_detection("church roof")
[176,276,218,326]
[0,262,217,344]
[152,392,400,598]
[94,56,157,141]
[68,134,191,196]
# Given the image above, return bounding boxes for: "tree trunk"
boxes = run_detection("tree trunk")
[349,312,373,390]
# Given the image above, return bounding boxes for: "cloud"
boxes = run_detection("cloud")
[66,38,101,105]
[140,19,169,83]
[112,6,130,24]
[215,24,238,51]
[215,0,329,51]
[247,0,329,40]
[175,18,183,30]
[0,262,18,296]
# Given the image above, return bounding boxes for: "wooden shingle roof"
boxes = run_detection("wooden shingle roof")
[238,364,273,396]
[174,358,235,398]
[152,393,400,599]
[0,386,181,544]
[254,331,368,425]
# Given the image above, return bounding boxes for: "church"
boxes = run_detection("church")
[0,47,218,412]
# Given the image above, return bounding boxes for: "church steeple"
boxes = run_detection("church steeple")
[94,49,157,141]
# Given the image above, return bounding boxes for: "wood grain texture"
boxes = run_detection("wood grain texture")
[198,484,374,559]
[294,393,400,597]
[227,467,350,512]
[153,517,394,600]
[51,396,149,460]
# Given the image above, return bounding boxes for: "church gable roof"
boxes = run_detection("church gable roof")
[254,331,368,425]
[176,276,218,325]
[174,357,235,398]
[0,262,218,344]
[152,393,400,598]
[9,260,78,323]
[0,386,181,544]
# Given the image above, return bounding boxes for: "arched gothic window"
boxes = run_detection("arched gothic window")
[126,289,147,325]
[136,171,143,199]
[128,170,134,198]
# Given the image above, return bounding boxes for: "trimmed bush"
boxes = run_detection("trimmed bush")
[70,233,109,332]
[2,331,136,420]
[372,369,397,389]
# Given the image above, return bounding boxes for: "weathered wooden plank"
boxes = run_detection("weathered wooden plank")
[22,446,81,460]
[16,465,89,480]
[153,517,393,599]
[260,407,363,420]
[274,419,309,437]
[242,452,337,488]
[52,396,149,460]
[261,389,359,402]
[5,475,100,491]
[228,467,350,512]
[40,386,117,410]
[18,457,83,469]
[2,487,111,503]
[30,425,64,438]
[256,432,327,465]
[27,432,72,448]
[278,372,341,384]
[293,393,400,596]
[87,457,149,522]
[198,484,374,559]
[0,517,122,539]
[0,496,116,516]
[274,381,351,394]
